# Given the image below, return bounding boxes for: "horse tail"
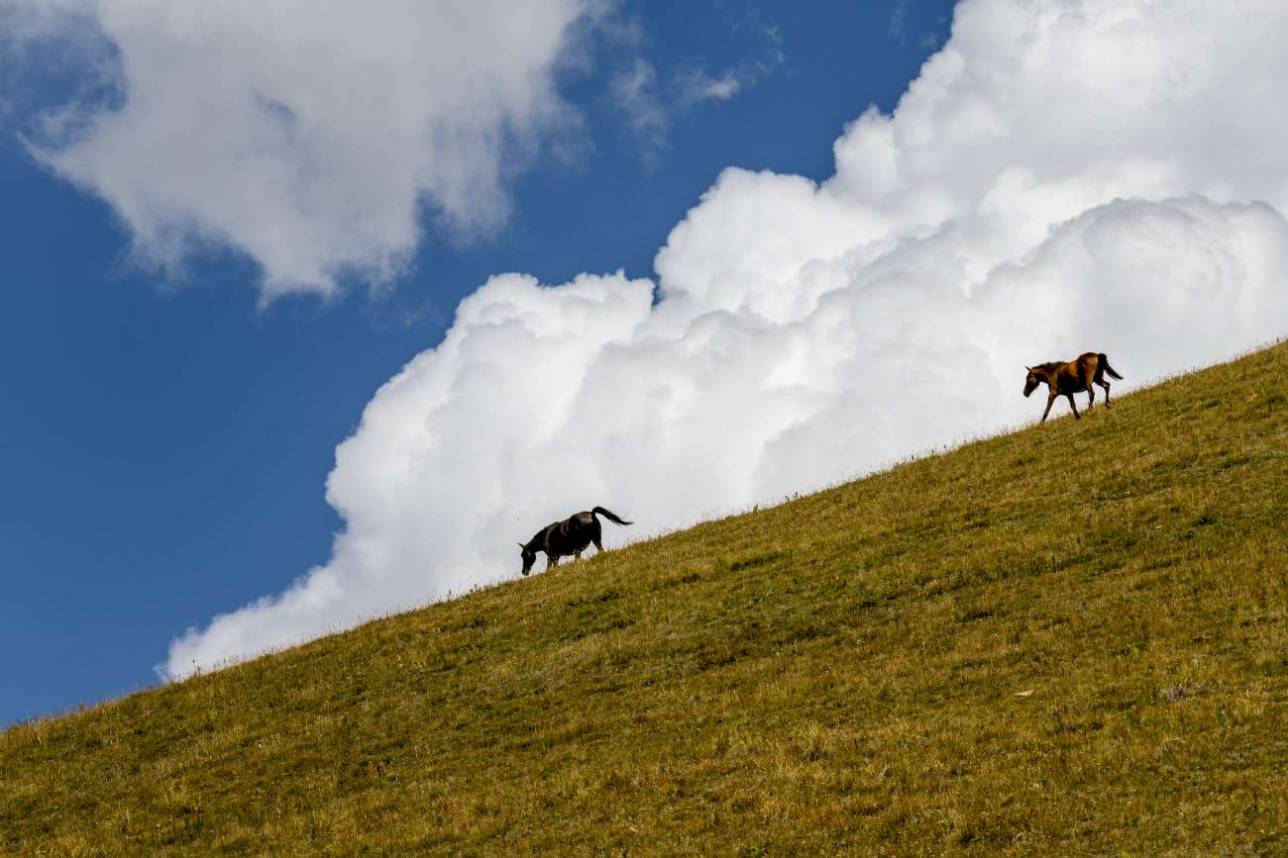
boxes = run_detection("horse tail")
[1099,354,1123,380]
[592,506,633,526]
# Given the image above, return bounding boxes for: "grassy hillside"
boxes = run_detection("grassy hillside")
[3,343,1286,856]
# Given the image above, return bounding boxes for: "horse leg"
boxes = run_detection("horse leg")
[1099,379,1111,407]
[547,554,558,571]
[1041,391,1057,423]
[574,551,582,562]
[1086,385,1095,410]
[1066,392,1080,419]
[594,537,604,553]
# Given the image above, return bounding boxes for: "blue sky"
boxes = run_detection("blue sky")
[1,2,955,725]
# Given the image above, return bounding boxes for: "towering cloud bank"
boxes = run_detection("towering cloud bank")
[166,0,1288,677]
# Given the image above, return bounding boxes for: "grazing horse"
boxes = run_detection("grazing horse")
[519,507,633,575]
[1024,352,1123,423]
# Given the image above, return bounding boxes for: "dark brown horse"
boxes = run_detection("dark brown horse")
[519,507,633,575]
[1024,352,1123,422]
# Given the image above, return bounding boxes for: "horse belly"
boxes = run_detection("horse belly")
[1059,373,1088,393]
[550,529,593,558]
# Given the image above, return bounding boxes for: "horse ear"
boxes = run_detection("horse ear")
[517,542,525,549]
[1025,366,1033,372]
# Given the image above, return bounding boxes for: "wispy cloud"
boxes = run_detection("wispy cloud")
[613,14,785,164]
[611,57,670,167]
[674,27,784,109]
[676,68,743,104]
[888,0,910,40]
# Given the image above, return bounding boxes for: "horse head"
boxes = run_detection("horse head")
[1023,366,1043,397]
[519,542,537,576]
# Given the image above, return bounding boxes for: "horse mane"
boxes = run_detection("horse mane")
[524,527,549,550]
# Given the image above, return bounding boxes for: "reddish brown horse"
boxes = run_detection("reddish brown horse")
[519,507,633,575]
[1024,352,1123,422]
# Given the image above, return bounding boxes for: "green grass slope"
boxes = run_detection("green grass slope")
[3,344,1287,856]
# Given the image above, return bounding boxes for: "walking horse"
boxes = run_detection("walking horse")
[1024,352,1123,422]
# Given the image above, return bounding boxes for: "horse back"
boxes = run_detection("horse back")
[1051,357,1091,393]
[544,512,598,556]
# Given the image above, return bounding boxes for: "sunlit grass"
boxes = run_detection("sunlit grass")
[2,343,1285,855]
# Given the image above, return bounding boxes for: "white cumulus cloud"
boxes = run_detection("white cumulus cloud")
[164,0,1288,678]
[9,0,594,298]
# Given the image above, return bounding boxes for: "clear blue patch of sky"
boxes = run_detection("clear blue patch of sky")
[0,0,955,725]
